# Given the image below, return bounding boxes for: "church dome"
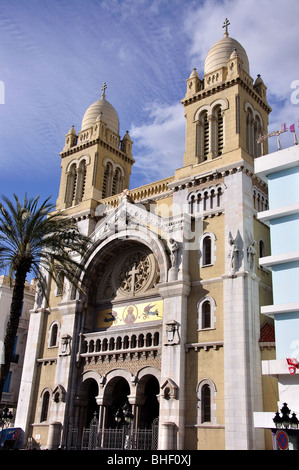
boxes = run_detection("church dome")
[204,35,250,76]
[81,85,119,134]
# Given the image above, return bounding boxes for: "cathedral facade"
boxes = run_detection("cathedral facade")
[15,23,276,450]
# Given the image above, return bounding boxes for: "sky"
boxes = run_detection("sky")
[0,0,299,207]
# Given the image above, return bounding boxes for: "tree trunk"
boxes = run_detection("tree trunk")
[0,268,27,402]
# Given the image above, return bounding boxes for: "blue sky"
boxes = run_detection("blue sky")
[0,0,299,206]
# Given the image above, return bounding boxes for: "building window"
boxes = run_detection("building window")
[65,157,89,207]
[212,106,224,158]
[203,236,212,266]
[40,390,50,422]
[77,160,87,202]
[246,104,263,158]
[196,111,209,162]
[112,167,123,196]
[202,384,211,422]
[49,322,59,348]
[188,185,224,216]
[199,232,216,267]
[102,162,113,199]
[216,107,224,156]
[196,379,217,424]
[197,296,216,330]
[202,301,211,329]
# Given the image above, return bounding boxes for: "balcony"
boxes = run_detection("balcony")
[80,323,161,364]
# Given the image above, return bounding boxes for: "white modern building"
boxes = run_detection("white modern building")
[254,144,299,449]
[0,276,36,421]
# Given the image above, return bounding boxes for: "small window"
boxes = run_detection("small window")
[49,323,59,348]
[196,379,217,425]
[203,236,212,265]
[202,301,211,329]
[201,384,211,423]
[41,391,50,422]
[197,296,216,330]
[200,232,216,268]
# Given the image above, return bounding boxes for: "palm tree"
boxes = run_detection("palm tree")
[0,194,89,401]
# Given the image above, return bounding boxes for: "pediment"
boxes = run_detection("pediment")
[92,195,166,243]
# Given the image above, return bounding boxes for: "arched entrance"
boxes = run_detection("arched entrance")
[137,375,160,429]
[69,371,160,450]
[104,376,131,428]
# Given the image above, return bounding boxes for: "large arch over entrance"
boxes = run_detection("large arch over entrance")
[74,224,169,303]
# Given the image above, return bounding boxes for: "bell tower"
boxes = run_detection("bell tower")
[181,19,271,174]
[56,83,134,219]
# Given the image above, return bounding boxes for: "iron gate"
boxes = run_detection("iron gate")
[67,416,159,450]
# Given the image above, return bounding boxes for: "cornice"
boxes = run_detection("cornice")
[60,138,135,164]
[182,77,271,114]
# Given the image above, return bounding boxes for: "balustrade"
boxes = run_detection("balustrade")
[80,326,161,363]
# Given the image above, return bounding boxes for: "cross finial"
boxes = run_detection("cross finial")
[101,82,107,98]
[222,18,230,37]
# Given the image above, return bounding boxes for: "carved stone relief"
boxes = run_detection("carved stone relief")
[96,246,160,302]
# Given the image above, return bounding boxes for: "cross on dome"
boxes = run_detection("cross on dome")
[222,18,230,37]
[101,82,107,99]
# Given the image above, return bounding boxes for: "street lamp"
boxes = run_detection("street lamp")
[114,401,134,449]
[273,403,298,430]
[115,401,134,427]
[290,412,299,430]
[122,401,134,426]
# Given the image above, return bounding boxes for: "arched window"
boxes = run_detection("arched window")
[246,104,263,158]
[196,379,217,425]
[202,301,211,329]
[212,106,224,158]
[216,107,224,156]
[196,111,209,162]
[200,232,216,267]
[40,390,50,422]
[203,236,212,266]
[65,163,77,208]
[49,322,59,348]
[197,296,216,330]
[246,108,254,156]
[65,157,89,207]
[77,160,87,202]
[102,162,113,199]
[201,384,211,423]
[112,168,123,195]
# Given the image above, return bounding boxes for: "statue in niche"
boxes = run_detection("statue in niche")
[228,232,239,276]
[169,238,179,268]
[247,240,256,271]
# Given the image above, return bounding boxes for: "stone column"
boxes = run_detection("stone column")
[158,279,190,450]
[14,308,47,445]
[46,422,62,450]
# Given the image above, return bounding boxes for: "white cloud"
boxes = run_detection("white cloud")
[130,101,186,185]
